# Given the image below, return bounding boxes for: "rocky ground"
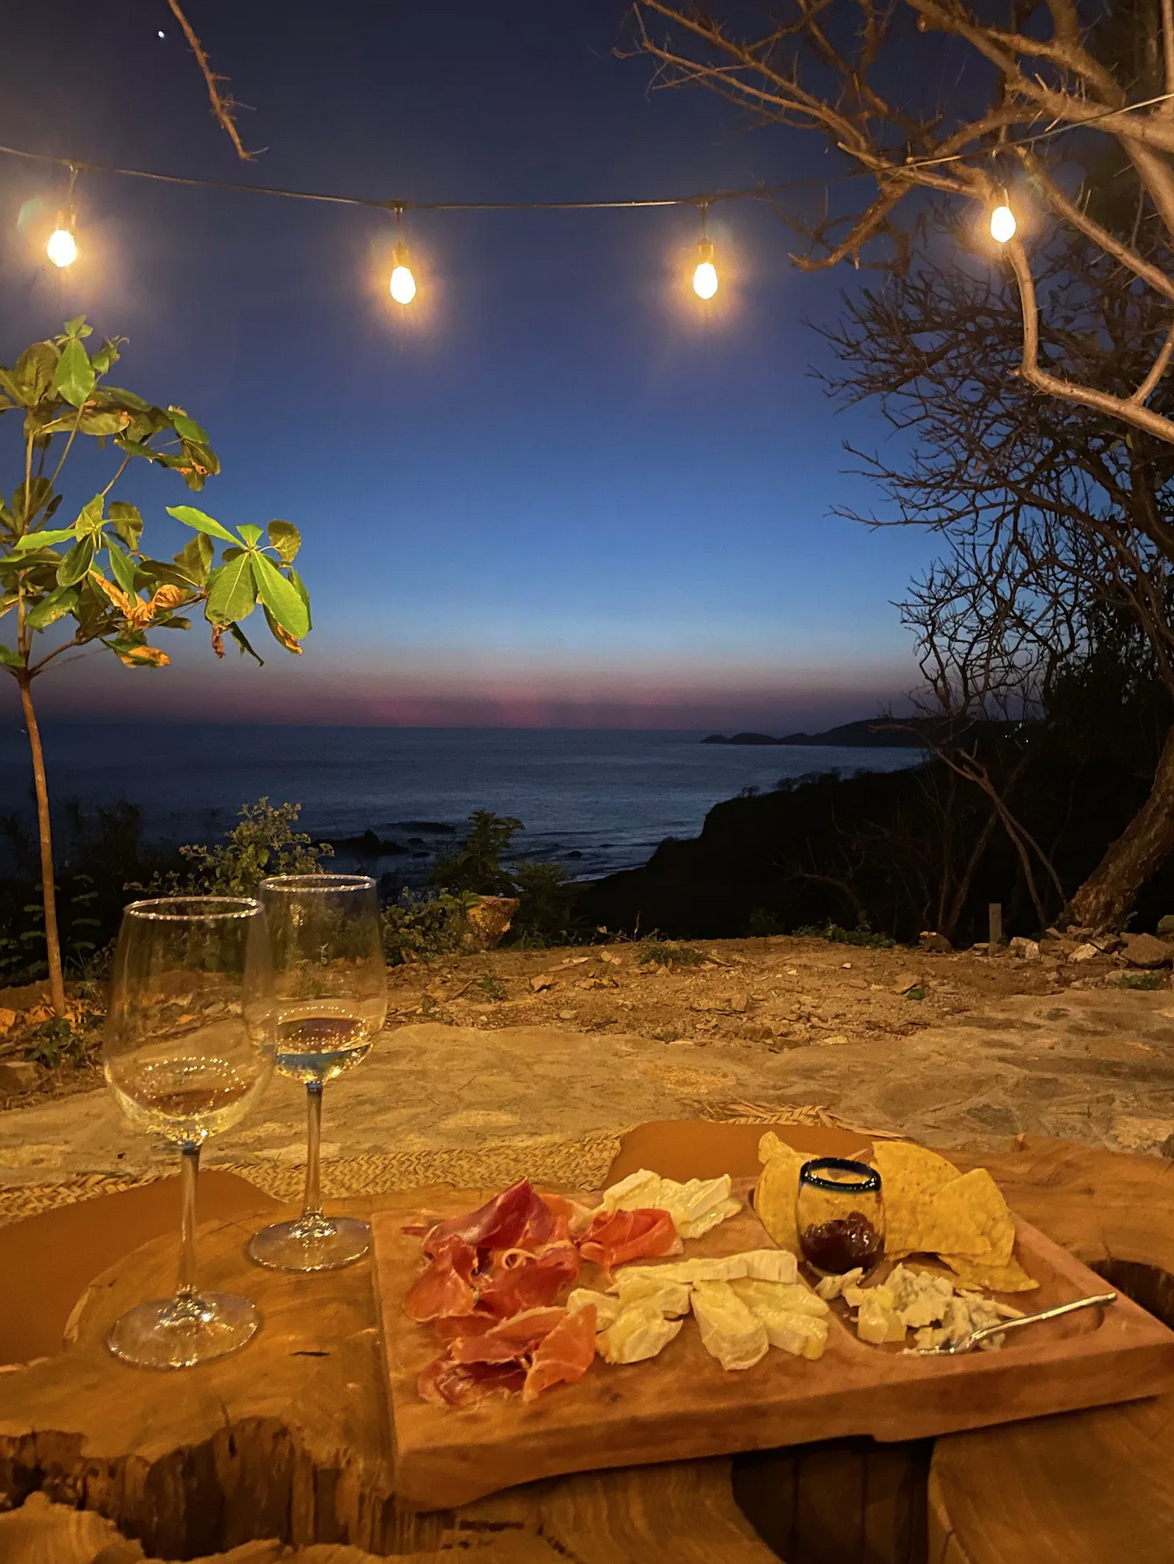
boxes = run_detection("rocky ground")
[2,928,1174,1187]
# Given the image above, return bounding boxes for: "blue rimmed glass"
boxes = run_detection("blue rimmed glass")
[796,1157,885,1275]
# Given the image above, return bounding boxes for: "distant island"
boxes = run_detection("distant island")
[702,718,929,748]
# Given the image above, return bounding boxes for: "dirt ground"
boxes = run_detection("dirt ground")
[1,931,1144,1116]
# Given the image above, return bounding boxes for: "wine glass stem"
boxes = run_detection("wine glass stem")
[177,1141,201,1300]
[302,1081,324,1219]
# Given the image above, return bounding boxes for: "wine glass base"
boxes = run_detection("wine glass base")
[107,1291,260,1369]
[248,1214,371,1272]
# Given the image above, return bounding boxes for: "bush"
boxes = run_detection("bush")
[430,810,523,897]
[792,920,897,949]
[510,860,580,947]
[638,938,705,967]
[1119,971,1166,990]
[141,799,332,899]
[381,888,474,966]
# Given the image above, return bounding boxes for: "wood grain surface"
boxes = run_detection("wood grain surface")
[375,1175,1174,1511]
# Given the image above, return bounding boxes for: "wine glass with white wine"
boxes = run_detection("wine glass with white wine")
[248,874,388,1271]
[103,897,275,1369]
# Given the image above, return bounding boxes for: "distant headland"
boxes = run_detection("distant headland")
[701,718,929,748]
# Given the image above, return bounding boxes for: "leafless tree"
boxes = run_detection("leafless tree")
[628,0,1174,446]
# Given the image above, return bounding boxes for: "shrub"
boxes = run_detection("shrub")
[792,920,897,949]
[1119,971,1166,990]
[638,938,705,968]
[430,811,523,897]
[510,860,580,947]
[141,799,332,899]
[381,888,474,966]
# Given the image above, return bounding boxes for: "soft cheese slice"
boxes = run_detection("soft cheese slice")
[737,1249,799,1285]
[597,1301,684,1364]
[728,1279,829,1359]
[856,1295,907,1345]
[598,1170,743,1240]
[691,1281,769,1371]
[729,1277,829,1320]
[612,1271,692,1318]
[567,1288,622,1330]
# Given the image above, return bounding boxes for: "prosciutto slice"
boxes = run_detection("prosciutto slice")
[523,1304,597,1403]
[578,1207,681,1273]
[476,1240,582,1319]
[423,1178,554,1258]
[403,1235,478,1322]
[418,1355,528,1409]
[451,1306,567,1365]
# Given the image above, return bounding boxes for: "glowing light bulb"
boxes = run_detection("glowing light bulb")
[692,238,718,300]
[389,243,417,305]
[47,227,78,268]
[990,204,1017,244]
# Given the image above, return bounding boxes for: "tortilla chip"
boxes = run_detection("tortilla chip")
[871,1140,960,1257]
[942,1253,1039,1293]
[758,1131,793,1167]
[753,1143,806,1254]
[921,1169,1016,1266]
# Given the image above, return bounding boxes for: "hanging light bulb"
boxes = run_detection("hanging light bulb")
[990,203,1017,244]
[47,224,78,268]
[389,242,417,305]
[693,239,719,299]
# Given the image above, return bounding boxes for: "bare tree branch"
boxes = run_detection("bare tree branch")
[165,0,256,161]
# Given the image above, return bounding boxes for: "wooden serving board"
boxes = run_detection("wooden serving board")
[372,1178,1174,1512]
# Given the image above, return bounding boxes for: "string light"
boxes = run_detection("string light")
[46,165,79,268]
[388,208,417,305]
[692,203,718,299]
[990,202,1017,244]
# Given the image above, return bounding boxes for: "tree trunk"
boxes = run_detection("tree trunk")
[1069,721,1174,929]
[16,673,66,1017]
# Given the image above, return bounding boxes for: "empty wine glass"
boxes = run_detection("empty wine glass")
[248,874,387,1271]
[103,897,275,1368]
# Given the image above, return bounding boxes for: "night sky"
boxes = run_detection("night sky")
[0,1,938,730]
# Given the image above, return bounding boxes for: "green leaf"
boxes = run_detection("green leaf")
[13,528,76,551]
[25,585,78,631]
[74,496,104,537]
[206,554,257,625]
[251,552,310,641]
[169,409,210,444]
[268,520,301,564]
[61,316,91,340]
[108,501,143,550]
[107,539,137,596]
[57,534,96,587]
[14,343,59,407]
[167,505,237,544]
[89,340,120,375]
[228,621,264,665]
[170,532,214,586]
[288,566,312,631]
[54,338,95,408]
[113,439,156,463]
[0,643,23,668]
[76,410,127,436]
[237,523,263,546]
[99,385,151,412]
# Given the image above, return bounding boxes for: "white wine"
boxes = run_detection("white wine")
[107,1056,264,1143]
[275,1008,374,1084]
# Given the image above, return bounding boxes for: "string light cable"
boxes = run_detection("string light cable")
[2,84,1173,277]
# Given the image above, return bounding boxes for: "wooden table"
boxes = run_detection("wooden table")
[1,1134,1172,1563]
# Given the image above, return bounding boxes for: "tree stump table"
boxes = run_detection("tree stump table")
[1,1136,1172,1563]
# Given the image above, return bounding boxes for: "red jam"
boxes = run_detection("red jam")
[800,1211,883,1274]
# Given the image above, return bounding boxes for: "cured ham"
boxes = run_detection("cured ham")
[418,1354,528,1409]
[579,1207,681,1273]
[403,1235,478,1322]
[476,1241,581,1319]
[423,1178,553,1258]
[451,1306,567,1365]
[522,1304,597,1403]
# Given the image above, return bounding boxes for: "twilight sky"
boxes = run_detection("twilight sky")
[0,0,938,730]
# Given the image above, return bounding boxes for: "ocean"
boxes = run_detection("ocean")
[0,724,924,881]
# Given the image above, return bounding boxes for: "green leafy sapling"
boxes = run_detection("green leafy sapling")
[0,317,312,1015]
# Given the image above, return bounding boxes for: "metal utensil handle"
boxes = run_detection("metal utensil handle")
[969,1290,1118,1348]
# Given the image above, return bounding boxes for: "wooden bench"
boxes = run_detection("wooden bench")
[0,1129,1171,1562]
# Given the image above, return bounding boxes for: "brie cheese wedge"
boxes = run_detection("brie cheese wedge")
[597,1301,684,1364]
[567,1288,622,1330]
[691,1281,769,1371]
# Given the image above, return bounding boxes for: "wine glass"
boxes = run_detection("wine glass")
[103,897,275,1369]
[247,874,387,1272]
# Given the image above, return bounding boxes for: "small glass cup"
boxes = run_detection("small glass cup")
[796,1157,885,1275]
